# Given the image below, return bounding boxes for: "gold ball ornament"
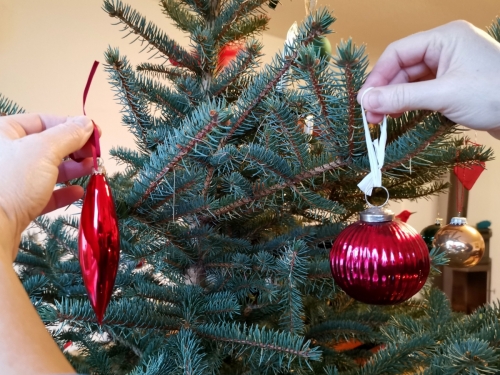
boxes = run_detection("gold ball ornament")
[433,217,485,268]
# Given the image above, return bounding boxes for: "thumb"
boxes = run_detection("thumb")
[360,80,447,115]
[35,116,94,162]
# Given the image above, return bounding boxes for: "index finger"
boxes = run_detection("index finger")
[0,113,83,137]
[0,113,102,141]
[360,28,442,95]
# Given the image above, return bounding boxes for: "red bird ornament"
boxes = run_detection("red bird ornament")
[395,210,415,223]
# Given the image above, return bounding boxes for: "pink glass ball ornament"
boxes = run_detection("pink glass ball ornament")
[330,205,430,305]
[78,161,120,324]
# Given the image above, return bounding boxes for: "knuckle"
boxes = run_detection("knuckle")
[386,41,399,55]
[450,19,472,29]
[391,85,408,111]
[447,20,475,34]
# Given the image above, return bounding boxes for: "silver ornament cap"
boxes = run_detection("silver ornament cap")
[359,206,394,223]
[450,217,467,225]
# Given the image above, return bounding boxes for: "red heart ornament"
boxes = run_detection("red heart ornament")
[79,173,120,324]
[454,162,485,190]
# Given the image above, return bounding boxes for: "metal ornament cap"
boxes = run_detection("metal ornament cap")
[359,206,394,223]
[450,217,468,225]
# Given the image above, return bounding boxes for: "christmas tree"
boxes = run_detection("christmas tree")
[3,0,500,373]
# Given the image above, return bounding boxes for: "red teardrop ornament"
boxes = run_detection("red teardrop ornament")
[330,206,429,305]
[79,173,120,324]
[454,162,485,190]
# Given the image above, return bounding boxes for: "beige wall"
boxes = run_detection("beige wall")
[1,1,497,300]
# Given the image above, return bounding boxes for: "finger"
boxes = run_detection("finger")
[359,79,449,116]
[69,132,102,161]
[371,29,440,82]
[488,127,500,140]
[42,115,102,137]
[365,112,385,124]
[415,73,436,82]
[0,114,65,138]
[57,158,94,183]
[359,70,391,95]
[366,112,404,123]
[388,62,434,86]
[358,28,442,103]
[0,113,90,137]
[31,117,94,162]
[40,186,84,215]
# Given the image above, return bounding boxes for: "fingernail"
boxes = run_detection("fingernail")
[68,116,93,131]
[366,90,382,110]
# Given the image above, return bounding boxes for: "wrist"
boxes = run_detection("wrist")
[0,210,18,263]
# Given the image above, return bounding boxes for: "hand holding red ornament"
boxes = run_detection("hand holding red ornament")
[0,113,96,374]
[0,113,96,261]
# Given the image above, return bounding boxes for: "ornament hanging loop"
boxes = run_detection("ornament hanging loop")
[358,87,388,196]
[69,61,101,167]
[364,186,390,208]
[93,157,105,175]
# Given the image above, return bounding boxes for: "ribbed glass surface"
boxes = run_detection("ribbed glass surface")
[330,220,430,305]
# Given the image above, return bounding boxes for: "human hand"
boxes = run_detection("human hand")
[357,20,500,138]
[0,113,97,261]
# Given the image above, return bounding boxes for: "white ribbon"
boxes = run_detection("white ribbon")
[357,87,388,196]
[304,115,314,135]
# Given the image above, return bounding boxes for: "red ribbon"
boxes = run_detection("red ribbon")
[70,60,101,171]
[455,171,466,216]
[454,139,485,215]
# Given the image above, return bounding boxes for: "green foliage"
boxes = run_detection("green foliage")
[487,17,500,43]
[10,0,499,374]
[0,93,25,115]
